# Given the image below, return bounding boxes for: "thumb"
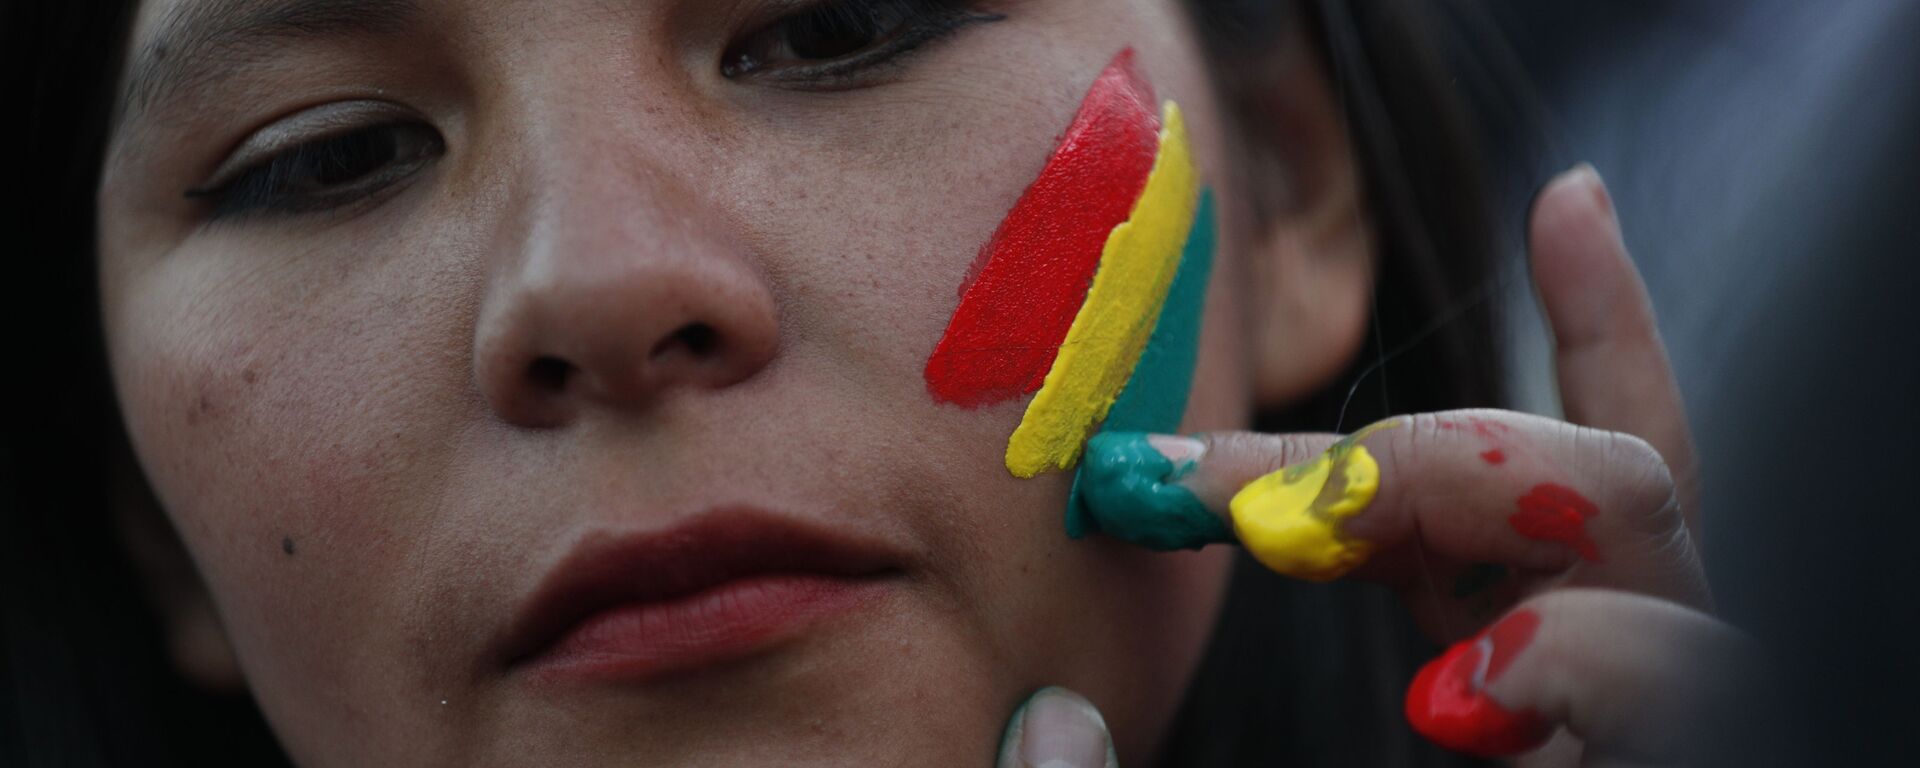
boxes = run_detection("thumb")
[996,687,1119,768]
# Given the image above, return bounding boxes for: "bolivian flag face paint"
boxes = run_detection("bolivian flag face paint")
[924,49,1215,483]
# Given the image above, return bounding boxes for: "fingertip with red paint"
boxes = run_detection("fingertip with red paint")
[1405,609,1554,758]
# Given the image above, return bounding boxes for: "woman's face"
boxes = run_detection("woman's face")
[97,0,1272,764]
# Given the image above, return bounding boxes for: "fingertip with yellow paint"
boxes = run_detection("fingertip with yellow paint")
[1227,425,1391,581]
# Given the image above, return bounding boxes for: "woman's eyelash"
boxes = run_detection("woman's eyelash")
[723,0,1004,84]
[185,121,444,221]
[181,2,991,221]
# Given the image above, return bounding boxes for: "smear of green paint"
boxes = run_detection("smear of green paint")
[1065,190,1218,541]
[1075,432,1232,550]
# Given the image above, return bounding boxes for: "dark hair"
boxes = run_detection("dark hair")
[1157,1,1514,765]
[7,1,1516,765]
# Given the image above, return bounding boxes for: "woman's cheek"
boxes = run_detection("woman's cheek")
[110,234,479,721]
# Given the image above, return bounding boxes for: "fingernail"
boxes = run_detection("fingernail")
[1145,433,1206,467]
[1404,610,1553,757]
[1078,433,1233,552]
[999,687,1116,768]
[1561,162,1616,225]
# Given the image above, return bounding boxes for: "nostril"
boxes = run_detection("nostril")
[653,322,720,361]
[527,356,573,392]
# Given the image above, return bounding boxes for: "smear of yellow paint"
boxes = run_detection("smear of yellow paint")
[1228,422,1394,581]
[1004,102,1200,478]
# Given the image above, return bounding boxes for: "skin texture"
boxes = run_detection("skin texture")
[99,0,1348,764]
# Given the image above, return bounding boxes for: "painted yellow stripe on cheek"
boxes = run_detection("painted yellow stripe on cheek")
[1003,103,1200,478]
[1228,441,1383,582]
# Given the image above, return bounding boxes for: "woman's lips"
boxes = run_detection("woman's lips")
[498,510,902,683]
[531,574,885,681]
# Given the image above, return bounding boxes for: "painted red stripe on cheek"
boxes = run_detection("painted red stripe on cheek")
[923,49,1161,407]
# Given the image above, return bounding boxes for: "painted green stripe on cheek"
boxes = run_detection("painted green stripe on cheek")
[1065,189,1219,540]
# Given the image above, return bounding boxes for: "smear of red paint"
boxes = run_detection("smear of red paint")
[1469,418,1511,439]
[1479,449,1506,465]
[923,49,1160,407]
[1405,609,1552,757]
[1481,609,1540,681]
[1510,482,1602,562]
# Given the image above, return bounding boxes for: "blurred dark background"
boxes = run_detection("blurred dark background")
[1483,1,1920,762]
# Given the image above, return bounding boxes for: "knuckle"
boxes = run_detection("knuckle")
[1581,428,1682,533]
[1382,412,1446,469]
[1204,431,1317,476]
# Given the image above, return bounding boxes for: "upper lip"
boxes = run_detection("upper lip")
[494,508,903,670]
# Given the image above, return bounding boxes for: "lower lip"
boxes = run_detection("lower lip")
[520,574,888,684]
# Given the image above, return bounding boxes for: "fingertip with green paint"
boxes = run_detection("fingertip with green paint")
[1076,432,1235,551]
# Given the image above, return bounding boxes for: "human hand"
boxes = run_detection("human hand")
[1011,166,1760,765]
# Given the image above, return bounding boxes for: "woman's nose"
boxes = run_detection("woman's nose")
[474,170,778,429]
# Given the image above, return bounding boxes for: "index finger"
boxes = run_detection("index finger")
[1075,411,1710,609]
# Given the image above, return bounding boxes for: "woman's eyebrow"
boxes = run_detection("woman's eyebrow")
[119,0,422,126]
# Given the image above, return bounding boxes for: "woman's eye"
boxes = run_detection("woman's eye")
[723,0,1001,83]
[187,121,445,221]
